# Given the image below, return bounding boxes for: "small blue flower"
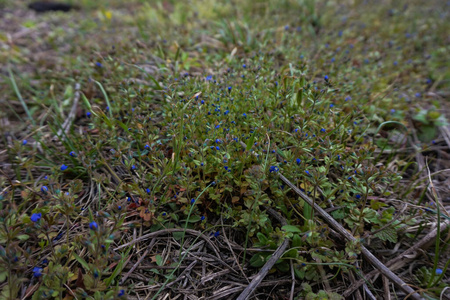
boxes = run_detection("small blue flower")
[131,165,136,170]
[23,140,28,145]
[145,144,150,149]
[69,151,76,157]
[60,164,68,171]
[89,221,98,230]
[33,267,43,278]
[296,158,301,165]
[269,166,279,173]
[224,110,229,115]
[275,81,278,86]
[191,198,196,204]
[415,92,421,98]
[206,75,212,81]
[331,57,335,63]
[216,146,220,150]
[355,194,361,199]
[93,270,99,278]
[243,64,246,68]
[305,170,310,176]
[201,216,205,221]
[201,100,205,104]
[390,109,396,113]
[41,186,48,193]
[284,25,289,30]
[435,268,443,275]
[95,62,102,67]
[31,213,42,222]
[345,96,351,101]
[243,113,247,117]
[215,125,220,129]
[320,128,326,133]
[118,290,125,297]
[214,231,220,237]
[228,86,232,92]
[118,206,122,210]
[146,188,151,194]
[324,75,329,81]
[162,212,167,216]
[224,166,228,170]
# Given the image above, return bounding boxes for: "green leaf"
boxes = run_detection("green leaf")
[73,252,90,271]
[246,131,255,151]
[250,253,269,267]
[16,234,29,241]
[292,234,302,248]
[282,225,302,233]
[155,255,163,266]
[185,215,201,223]
[257,232,268,245]
[304,203,313,220]
[172,231,185,241]
[276,260,290,272]
[417,125,437,143]
[294,267,305,279]
[332,209,346,220]
[104,249,129,287]
[374,227,398,243]
[283,248,298,259]
[0,271,7,282]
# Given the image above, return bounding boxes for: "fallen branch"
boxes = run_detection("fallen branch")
[278,173,424,300]
[236,206,289,300]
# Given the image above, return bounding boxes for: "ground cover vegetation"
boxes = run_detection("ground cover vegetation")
[0,0,449,299]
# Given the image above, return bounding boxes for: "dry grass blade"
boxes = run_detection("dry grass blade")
[53,82,81,142]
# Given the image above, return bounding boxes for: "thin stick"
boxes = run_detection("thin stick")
[278,173,423,300]
[289,260,295,300]
[120,238,156,284]
[236,207,289,300]
[343,219,449,297]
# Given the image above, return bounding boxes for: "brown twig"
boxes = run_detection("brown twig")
[343,219,449,297]
[278,173,423,300]
[236,206,289,300]
[120,238,156,284]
